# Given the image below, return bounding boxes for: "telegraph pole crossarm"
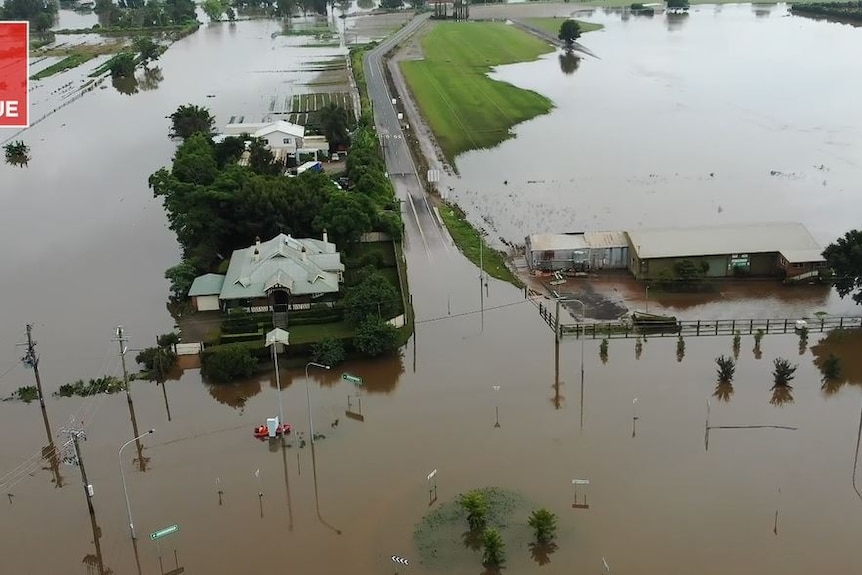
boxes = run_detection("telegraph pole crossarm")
[19,324,46,407]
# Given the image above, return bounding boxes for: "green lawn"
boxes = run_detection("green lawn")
[401,22,554,164]
[438,202,522,288]
[522,17,604,37]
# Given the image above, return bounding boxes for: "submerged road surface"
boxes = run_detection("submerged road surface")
[364,14,451,261]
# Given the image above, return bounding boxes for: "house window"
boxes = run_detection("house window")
[791,262,804,269]
[283,138,291,144]
[815,262,826,269]
[778,256,787,267]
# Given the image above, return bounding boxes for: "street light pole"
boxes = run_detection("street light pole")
[305,362,330,444]
[119,429,155,540]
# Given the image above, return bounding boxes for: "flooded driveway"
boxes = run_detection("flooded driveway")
[2,6,862,575]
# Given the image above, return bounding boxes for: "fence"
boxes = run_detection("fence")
[555,315,862,340]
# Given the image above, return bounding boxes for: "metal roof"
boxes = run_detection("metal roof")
[627,222,823,260]
[527,234,589,252]
[780,249,825,264]
[219,234,344,300]
[253,120,305,139]
[584,230,628,249]
[188,273,226,297]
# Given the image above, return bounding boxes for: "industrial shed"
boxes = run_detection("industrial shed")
[625,222,827,280]
[525,231,629,272]
[525,234,590,272]
[584,231,629,270]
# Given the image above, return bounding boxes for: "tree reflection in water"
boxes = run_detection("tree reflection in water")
[558,50,580,75]
[770,384,794,407]
[529,541,559,566]
[713,380,734,402]
[138,66,164,91]
[112,75,139,96]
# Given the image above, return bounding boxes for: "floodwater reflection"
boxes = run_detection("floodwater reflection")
[558,50,580,75]
[137,66,164,92]
[206,376,262,410]
[665,11,690,31]
[40,404,65,488]
[112,75,139,96]
[82,507,110,575]
[713,380,734,403]
[310,442,342,535]
[529,541,559,566]
[812,329,862,386]
[770,384,794,407]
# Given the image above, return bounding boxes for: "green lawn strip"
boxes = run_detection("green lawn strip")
[438,202,522,288]
[287,321,354,345]
[401,22,554,163]
[522,17,604,37]
[30,53,96,80]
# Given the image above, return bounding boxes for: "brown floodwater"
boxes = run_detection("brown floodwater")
[445,3,862,318]
[3,5,862,575]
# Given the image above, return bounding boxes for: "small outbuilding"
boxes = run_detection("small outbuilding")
[525,234,590,272]
[188,273,226,312]
[625,222,827,280]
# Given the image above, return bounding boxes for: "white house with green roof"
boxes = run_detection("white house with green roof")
[187,233,345,326]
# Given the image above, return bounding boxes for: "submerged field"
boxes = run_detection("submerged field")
[401,22,554,164]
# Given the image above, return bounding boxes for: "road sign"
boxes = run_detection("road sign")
[150,524,179,541]
[427,469,437,481]
[342,373,363,385]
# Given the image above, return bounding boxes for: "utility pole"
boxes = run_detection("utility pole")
[20,324,45,407]
[114,326,144,471]
[479,236,484,332]
[115,326,132,407]
[62,427,94,515]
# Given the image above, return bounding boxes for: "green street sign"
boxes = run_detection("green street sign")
[150,524,179,541]
[342,373,363,386]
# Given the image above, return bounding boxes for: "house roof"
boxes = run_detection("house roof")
[253,120,305,139]
[188,273,226,297]
[527,234,589,253]
[780,249,826,264]
[219,234,344,300]
[627,222,823,260]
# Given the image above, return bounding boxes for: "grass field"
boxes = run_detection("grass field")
[30,53,97,80]
[438,202,522,288]
[401,22,554,164]
[522,17,604,37]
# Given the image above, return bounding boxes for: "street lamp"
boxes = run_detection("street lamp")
[555,297,586,425]
[305,362,330,444]
[119,429,155,540]
[266,329,290,434]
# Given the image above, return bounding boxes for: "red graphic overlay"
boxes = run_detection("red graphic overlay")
[0,21,29,128]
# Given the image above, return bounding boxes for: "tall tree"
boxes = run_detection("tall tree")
[133,37,161,67]
[319,102,350,153]
[558,19,581,47]
[169,104,216,141]
[823,230,862,305]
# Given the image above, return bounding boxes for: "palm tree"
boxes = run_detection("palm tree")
[482,527,506,568]
[715,355,735,383]
[770,358,797,406]
[527,508,558,544]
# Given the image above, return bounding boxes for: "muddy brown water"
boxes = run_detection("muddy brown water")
[3,6,862,575]
[445,4,862,319]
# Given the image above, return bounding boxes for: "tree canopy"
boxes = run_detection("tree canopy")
[152,108,402,287]
[1,0,56,32]
[169,104,216,141]
[823,229,862,305]
[558,20,581,46]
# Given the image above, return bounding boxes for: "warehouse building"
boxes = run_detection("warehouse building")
[625,222,826,280]
[525,232,629,272]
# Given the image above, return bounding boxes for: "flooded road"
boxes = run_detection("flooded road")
[3,5,862,575]
[449,4,862,267]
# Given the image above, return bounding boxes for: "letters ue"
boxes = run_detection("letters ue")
[0,21,29,128]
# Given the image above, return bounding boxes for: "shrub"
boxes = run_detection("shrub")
[459,490,489,531]
[482,527,506,568]
[821,354,842,382]
[353,318,399,357]
[222,309,258,334]
[202,344,258,383]
[135,346,178,381]
[312,338,346,366]
[527,508,558,544]
[344,269,399,326]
